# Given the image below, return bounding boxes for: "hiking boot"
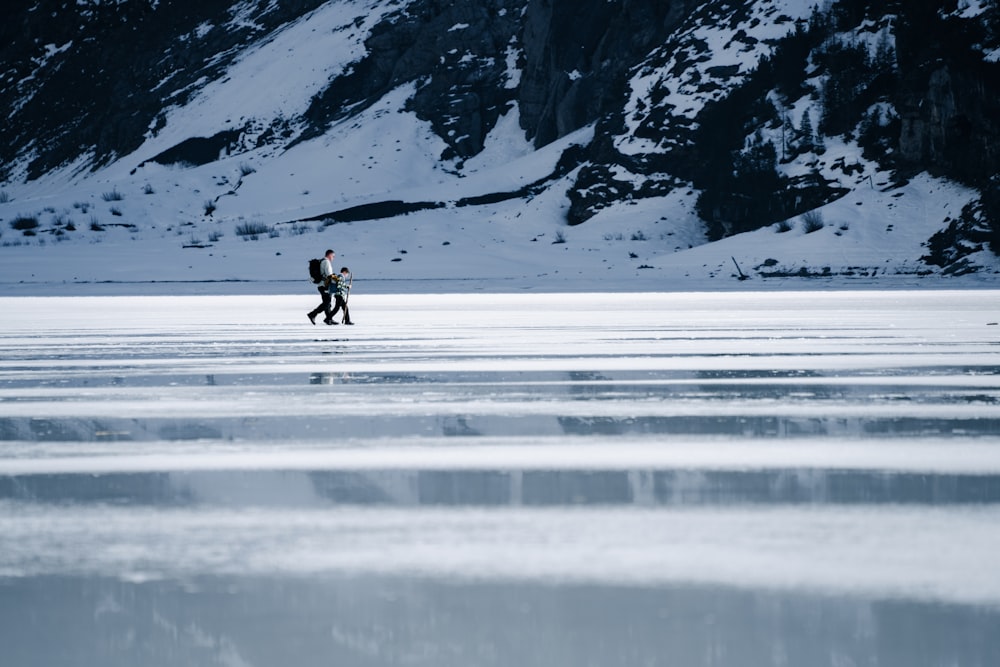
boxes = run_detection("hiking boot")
[324,319,337,325]
[308,313,317,325]
[344,321,354,325]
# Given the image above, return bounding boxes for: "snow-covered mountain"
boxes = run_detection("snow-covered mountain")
[2,0,999,293]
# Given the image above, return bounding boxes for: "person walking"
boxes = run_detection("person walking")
[329,266,354,325]
[307,249,336,325]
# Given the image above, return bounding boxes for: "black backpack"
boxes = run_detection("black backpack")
[308,258,323,284]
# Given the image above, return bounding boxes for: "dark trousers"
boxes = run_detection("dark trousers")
[331,295,351,323]
[308,286,332,321]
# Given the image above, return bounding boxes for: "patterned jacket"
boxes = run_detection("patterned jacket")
[330,274,350,296]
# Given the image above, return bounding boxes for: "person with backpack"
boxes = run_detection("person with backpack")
[328,267,354,325]
[307,249,336,325]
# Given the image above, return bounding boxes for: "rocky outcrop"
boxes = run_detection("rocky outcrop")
[898,62,1000,187]
[300,0,694,162]
[518,0,694,148]
[299,0,525,162]
[893,1,1000,185]
[923,176,1000,273]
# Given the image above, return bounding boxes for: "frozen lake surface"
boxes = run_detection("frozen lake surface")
[2,290,1000,666]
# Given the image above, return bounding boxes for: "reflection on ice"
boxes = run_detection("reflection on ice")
[3,576,998,667]
[4,411,1000,443]
[5,467,1000,507]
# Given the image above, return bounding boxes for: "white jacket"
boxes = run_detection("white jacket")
[320,258,335,285]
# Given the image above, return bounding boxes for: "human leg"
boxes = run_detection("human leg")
[320,289,335,324]
[307,286,328,324]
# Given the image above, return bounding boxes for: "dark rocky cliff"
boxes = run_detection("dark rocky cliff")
[517,0,694,148]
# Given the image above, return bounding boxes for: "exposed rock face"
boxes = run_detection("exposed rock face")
[923,176,1000,272]
[898,63,1000,186]
[894,0,1000,185]
[299,0,525,162]
[300,0,693,163]
[518,0,693,147]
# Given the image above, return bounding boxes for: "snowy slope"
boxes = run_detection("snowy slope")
[1,0,998,295]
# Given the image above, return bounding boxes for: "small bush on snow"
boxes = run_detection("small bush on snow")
[802,210,824,233]
[235,221,272,239]
[11,215,39,232]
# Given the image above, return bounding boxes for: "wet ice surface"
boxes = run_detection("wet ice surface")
[2,290,1000,666]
